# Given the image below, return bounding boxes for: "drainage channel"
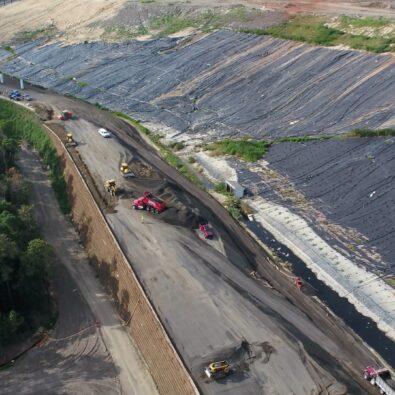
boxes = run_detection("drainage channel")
[244,220,395,369]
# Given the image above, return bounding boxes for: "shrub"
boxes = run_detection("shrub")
[206,139,271,162]
[213,182,229,195]
[349,128,395,137]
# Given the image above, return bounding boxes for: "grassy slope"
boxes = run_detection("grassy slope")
[241,15,395,53]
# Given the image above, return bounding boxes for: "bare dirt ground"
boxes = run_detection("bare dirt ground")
[0,145,158,395]
[7,83,387,394]
[1,0,395,44]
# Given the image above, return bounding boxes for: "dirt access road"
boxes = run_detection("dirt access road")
[10,83,385,395]
[0,145,158,395]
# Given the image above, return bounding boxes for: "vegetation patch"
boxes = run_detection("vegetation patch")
[103,25,148,41]
[386,277,395,288]
[168,141,185,151]
[339,16,393,29]
[225,195,242,220]
[205,138,271,162]
[15,24,59,43]
[0,117,57,349]
[0,99,70,214]
[213,182,230,195]
[241,15,395,53]
[347,128,395,138]
[150,14,195,36]
[76,80,88,88]
[114,112,201,186]
[204,130,393,162]
[102,5,269,40]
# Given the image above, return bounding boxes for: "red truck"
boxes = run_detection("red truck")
[199,224,214,239]
[132,191,166,214]
[364,366,395,395]
[58,110,73,120]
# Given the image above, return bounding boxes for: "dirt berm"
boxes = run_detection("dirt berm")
[43,125,198,395]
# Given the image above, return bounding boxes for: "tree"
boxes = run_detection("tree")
[0,310,24,346]
[5,168,29,206]
[17,205,37,244]
[0,234,19,311]
[0,210,21,242]
[22,239,55,282]
[17,239,56,311]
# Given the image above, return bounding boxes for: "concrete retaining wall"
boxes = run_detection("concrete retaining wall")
[44,125,198,395]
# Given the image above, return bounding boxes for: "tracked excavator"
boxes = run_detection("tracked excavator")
[120,162,135,178]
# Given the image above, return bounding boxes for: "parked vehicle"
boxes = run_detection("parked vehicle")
[364,366,395,395]
[58,110,73,120]
[98,128,111,138]
[199,224,213,239]
[9,90,22,101]
[132,192,166,214]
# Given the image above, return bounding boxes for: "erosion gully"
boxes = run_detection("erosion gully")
[245,220,395,369]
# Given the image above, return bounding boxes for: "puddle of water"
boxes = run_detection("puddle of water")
[245,220,395,369]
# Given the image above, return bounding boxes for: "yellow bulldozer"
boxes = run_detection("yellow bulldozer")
[204,360,231,380]
[65,133,77,147]
[104,179,117,197]
[120,162,134,178]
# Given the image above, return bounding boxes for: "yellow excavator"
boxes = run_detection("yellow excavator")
[65,133,77,147]
[104,180,117,197]
[120,162,134,178]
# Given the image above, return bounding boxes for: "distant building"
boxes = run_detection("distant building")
[225,180,245,199]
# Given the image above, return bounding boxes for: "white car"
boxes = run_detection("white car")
[98,128,111,138]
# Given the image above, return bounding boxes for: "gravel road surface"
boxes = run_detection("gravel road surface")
[0,145,158,395]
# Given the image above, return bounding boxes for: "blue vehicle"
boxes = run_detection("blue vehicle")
[9,90,22,101]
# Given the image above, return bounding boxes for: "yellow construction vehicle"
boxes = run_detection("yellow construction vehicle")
[204,360,231,380]
[65,133,77,147]
[120,162,134,178]
[104,179,117,197]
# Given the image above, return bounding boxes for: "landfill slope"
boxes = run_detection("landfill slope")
[2,31,395,138]
[264,138,395,270]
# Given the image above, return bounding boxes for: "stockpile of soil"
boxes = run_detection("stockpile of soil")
[32,102,53,120]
